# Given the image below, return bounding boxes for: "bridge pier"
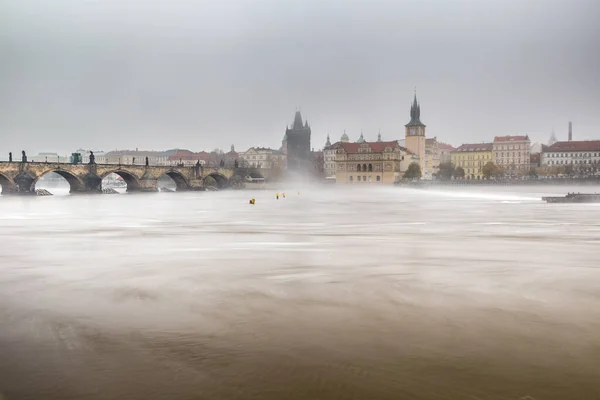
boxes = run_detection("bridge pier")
[136,172,159,192]
[14,172,36,195]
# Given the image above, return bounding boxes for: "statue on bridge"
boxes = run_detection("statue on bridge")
[145,157,149,167]
[89,151,95,164]
[220,159,225,168]
[21,151,27,163]
[132,157,136,165]
[234,159,239,169]
[9,152,12,162]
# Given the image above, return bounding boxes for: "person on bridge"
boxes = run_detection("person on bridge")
[21,151,27,163]
[9,152,12,162]
[145,157,149,167]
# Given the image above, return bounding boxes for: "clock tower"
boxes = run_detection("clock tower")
[404,92,426,173]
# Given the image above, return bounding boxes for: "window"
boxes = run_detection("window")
[357,164,361,172]
[363,176,367,182]
[368,176,372,182]
[376,176,381,182]
[349,176,353,182]
[357,176,361,182]
[368,164,373,172]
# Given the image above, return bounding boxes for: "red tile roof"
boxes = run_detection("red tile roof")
[494,135,529,142]
[453,143,493,152]
[547,141,600,152]
[335,141,414,155]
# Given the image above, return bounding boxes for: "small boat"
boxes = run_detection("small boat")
[542,193,600,203]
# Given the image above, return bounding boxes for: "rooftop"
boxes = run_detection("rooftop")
[453,143,493,152]
[547,140,600,152]
[494,135,529,142]
[104,150,166,157]
[334,141,414,155]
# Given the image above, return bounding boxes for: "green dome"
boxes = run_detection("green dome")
[340,132,349,142]
[356,133,365,143]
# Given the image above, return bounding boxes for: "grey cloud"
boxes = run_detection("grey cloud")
[1,0,599,155]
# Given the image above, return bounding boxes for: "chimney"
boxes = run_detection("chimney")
[568,121,572,141]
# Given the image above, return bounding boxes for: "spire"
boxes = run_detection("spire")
[377,129,382,142]
[548,129,557,146]
[230,144,235,152]
[292,111,303,129]
[357,131,365,143]
[405,90,426,127]
[325,134,331,147]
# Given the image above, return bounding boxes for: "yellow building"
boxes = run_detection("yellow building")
[451,143,493,179]
[405,93,426,174]
[333,141,416,184]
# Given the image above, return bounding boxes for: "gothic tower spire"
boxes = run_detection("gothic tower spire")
[406,91,425,128]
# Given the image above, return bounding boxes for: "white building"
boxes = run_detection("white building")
[103,150,169,166]
[541,141,600,173]
[239,147,286,169]
[76,149,107,164]
[31,152,64,163]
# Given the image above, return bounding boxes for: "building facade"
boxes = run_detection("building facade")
[438,142,455,165]
[223,145,238,169]
[285,111,311,171]
[167,151,207,166]
[541,141,600,174]
[424,138,441,179]
[333,141,416,184]
[451,143,493,179]
[239,147,286,170]
[31,152,64,163]
[323,135,337,178]
[104,150,169,166]
[404,93,426,173]
[492,135,531,177]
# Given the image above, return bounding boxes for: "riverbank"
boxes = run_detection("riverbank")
[397,177,600,188]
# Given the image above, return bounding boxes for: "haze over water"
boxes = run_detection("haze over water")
[1,186,600,400]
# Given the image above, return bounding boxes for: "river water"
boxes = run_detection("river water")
[1,185,599,400]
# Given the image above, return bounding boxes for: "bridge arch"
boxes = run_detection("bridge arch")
[0,173,16,194]
[100,170,142,192]
[159,170,190,191]
[205,173,229,189]
[34,169,86,193]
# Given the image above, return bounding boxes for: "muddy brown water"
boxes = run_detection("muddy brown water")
[1,185,599,399]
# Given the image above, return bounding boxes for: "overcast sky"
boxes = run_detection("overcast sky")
[1,0,599,155]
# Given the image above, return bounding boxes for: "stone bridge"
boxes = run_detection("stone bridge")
[0,161,236,195]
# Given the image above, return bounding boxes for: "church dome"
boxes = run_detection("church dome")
[340,131,349,142]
